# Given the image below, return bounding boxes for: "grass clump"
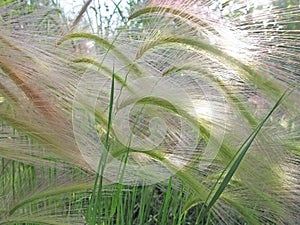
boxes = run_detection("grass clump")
[0,0,299,224]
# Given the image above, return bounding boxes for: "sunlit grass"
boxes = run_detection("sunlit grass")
[0,0,299,224]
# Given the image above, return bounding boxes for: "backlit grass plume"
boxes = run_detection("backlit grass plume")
[0,0,299,224]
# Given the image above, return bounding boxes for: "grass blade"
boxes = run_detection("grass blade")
[198,88,290,221]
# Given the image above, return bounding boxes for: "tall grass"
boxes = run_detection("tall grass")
[0,0,299,224]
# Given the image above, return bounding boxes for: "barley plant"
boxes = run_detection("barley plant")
[0,0,299,224]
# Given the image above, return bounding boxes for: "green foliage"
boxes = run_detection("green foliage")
[0,0,299,224]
